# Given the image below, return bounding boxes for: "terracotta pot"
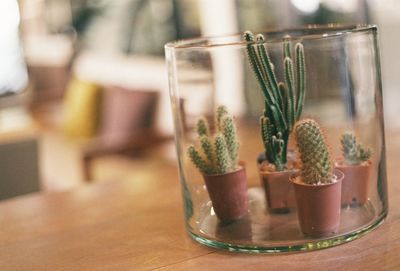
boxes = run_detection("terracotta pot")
[203,166,248,222]
[257,150,298,213]
[290,169,344,238]
[259,169,297,213]
[335,160,372,206]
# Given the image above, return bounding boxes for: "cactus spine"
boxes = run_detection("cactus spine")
[340,131,372,165]
[243,31,306,171]
[294,119,333,185]
[187,105,240,175]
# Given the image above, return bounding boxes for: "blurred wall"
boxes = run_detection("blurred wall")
[18,0,400,130]
[368,0,400,129]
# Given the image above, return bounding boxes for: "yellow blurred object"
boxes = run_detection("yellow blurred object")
[63,77,102,139]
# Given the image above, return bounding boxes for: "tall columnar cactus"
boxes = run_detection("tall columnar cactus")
[243,31,305,171]
[341,131,372,165]
[187,105,240,175]
[294,119,333,185]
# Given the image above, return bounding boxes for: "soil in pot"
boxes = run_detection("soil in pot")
[203,165,248,222]
[290,169,344,238]
[335,160,372,206]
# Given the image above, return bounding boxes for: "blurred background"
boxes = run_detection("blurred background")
[0,0,398,199]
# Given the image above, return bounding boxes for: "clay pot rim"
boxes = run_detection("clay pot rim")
[334,158,372,168]
[290,169,344,188]
[202,163,245,178]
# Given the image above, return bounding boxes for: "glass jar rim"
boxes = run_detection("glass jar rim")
[165,24,377,51]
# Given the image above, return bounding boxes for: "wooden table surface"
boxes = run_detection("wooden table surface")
[1,130,400,271]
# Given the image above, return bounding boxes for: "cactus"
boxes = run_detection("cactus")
[294,119,333,185]
[340,131,372,165]
[187,105,240,175]
[243,31,306,171]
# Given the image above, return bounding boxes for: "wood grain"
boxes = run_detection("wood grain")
[0,129,399,270]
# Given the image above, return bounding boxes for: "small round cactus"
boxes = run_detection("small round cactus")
[341,131,372,165]
[294,119,333,184]
[187,105,240,175]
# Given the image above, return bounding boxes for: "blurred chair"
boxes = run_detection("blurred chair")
[76,86,167,181]
[24,35,74,104]
[72,52,174,136]
[63,77,102,139]
[59,49,177,181]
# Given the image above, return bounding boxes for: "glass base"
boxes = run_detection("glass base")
[188,187,387,253]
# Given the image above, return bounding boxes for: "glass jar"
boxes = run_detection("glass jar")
[165,25,388,253]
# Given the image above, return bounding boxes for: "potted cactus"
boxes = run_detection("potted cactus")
[291,119,344,237]
[243,31,305,212]
[187,105,248,222]
[335,131,372,206]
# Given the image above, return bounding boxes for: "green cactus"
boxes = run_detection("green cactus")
[294,119,333,185]
[196,117,210,137]
[187,105,240,175]
[243,31,306,171]
[340,131,372,165]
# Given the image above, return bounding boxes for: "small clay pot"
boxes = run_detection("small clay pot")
[335,160,372,206]
[259,169,297,213]
[257,150,298,213]
[290,169,344,238]
[203,166,248,222]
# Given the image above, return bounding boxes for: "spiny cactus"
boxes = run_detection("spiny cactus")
[294,119,333,185]
[243,31,305,171]
[341,131,372,165]
[187,105,240,175]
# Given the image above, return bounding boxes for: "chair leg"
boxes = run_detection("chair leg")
[82,154,93,182]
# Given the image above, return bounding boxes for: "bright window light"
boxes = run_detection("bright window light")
[291,0,320,14]
[322,0,358,13]
[0,0,27,95]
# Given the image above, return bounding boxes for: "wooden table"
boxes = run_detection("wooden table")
[1,131,400,271]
